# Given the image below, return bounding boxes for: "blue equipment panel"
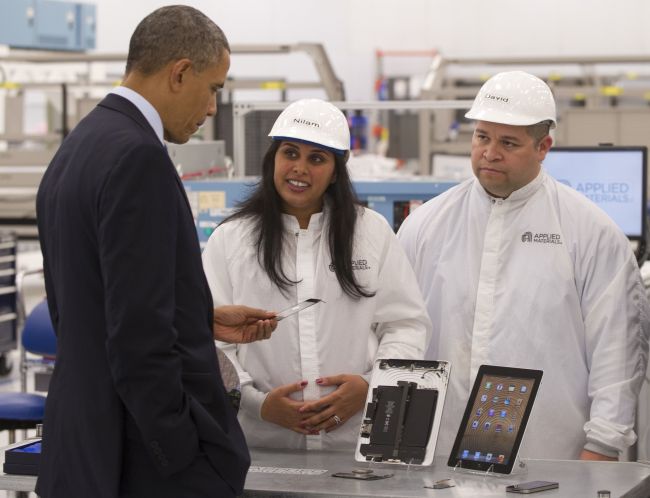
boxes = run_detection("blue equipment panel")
[78,3,96,50]
[0,0,36,48]
[183,178,457,246]
[0,0,96,51]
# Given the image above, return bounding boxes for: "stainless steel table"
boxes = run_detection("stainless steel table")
[243,449,650,498]
[1,444,649,497]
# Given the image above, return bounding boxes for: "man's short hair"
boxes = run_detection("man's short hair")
[125,5,230,76]
[526,120,553,144]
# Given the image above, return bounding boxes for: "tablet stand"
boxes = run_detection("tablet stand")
[451,457,527,478]
[404,458,427,473]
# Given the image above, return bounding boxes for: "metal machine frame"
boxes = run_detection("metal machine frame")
[231,99,473,177]
[0,42,345,144]
[0,43,345,237]
[418,54,650,169]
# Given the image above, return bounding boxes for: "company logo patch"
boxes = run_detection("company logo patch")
[293,118,320,128]
[329,259,371,271]
[521,231,562,244]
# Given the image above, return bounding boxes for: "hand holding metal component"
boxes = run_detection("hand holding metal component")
[213,305,277,343]
[275,298,324,321]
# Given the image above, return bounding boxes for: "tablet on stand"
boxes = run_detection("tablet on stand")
[447,364,543,477]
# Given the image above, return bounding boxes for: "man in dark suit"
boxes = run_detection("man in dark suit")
[36,6,274,497]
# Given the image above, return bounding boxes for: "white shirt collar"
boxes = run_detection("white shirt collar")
[110,86,165,147]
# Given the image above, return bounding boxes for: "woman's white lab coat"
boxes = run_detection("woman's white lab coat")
[203,206,430,450]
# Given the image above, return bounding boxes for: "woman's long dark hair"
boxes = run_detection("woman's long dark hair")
[222,140,375,300]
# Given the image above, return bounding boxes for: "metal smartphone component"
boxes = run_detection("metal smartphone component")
[275,298,323,321]
[424,478,456,489]
[506,481,559,494]
[331,471,393,481]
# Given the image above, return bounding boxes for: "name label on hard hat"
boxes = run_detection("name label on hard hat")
[485,93,509,103]
[293,118,320,128]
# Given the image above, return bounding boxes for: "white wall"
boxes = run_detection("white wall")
[94,0,650,100]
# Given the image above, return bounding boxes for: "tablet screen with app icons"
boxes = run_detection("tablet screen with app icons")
[448,365,543,474]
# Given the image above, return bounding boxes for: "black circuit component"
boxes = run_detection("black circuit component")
[360,380,438,464]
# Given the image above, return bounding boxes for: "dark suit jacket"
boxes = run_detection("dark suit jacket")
[36,93,250,497]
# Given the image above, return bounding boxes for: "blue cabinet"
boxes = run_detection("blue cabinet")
[0,0,96,51]
[0,0,36,48]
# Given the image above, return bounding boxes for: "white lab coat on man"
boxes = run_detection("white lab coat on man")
[203,206,430,450]
[398,170,649,459]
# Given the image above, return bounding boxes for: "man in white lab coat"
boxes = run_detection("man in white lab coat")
[398,70,649,461]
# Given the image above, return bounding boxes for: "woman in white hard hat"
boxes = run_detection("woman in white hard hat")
[202,98,430,450]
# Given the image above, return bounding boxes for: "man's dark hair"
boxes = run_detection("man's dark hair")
[125,5,230,75]
[526,120,553,145]
[222,140,375,300]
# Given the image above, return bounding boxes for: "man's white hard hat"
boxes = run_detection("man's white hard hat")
[465,71,557,129]
[269,98,350,155]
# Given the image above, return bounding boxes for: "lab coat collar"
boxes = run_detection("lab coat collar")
[473,168,545,204]
[281,209,326,233]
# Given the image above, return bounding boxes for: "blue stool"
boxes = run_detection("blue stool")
[0,300,55,444]
[21,300,57,358]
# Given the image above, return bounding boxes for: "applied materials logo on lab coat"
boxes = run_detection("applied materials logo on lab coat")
[521,231,562,244]
[329,259,371,271]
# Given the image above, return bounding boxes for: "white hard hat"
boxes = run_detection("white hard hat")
[465,71,557,129]
[268,98,350,155]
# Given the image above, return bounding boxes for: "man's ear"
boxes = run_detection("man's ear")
[169,58,192,91]
[537,134,553,161]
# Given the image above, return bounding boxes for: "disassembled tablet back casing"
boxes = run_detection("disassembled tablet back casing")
[355,359,451,466]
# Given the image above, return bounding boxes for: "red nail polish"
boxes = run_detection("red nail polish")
[315,378,323,384]
[300,380,308,387]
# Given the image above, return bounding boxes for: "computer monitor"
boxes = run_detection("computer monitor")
[543,146,648,244]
